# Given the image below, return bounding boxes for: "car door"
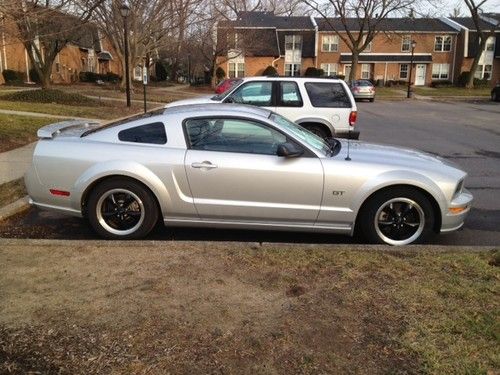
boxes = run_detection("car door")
[223,81,276,112]
[275,80,304,122]
[183,117,324,223]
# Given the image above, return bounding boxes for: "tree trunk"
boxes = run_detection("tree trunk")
[465,36,488,89]
[350,52,359,82]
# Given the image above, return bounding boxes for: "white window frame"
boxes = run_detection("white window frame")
[475,64,492,80]
[285,35,302,51]
[361,35,372,52]
[285,63,301,77]
[361,64,371,79]
[228,61,245,78]
[320,63,338,76]
[399,63,409,79]
[431,63,449,80]
[401,36,411,52]
[434,35,452,52]
[322,35,338,52]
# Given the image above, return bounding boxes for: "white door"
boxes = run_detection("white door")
[344,64,351,80]
[415,64,426,86]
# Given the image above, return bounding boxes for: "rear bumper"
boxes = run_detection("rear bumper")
[440,189,473,233]
[353,92,375,99]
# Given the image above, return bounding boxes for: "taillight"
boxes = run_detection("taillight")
[349,111,357,126]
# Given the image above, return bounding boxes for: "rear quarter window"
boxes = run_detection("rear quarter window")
[118,122,167,144]
[305,82,352,108]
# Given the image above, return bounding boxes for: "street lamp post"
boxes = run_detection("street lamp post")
[120,3,131,108]
[407,40,417,99]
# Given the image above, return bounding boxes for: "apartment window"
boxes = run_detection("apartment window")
[434,35,452,51]
[361,64,371,79]
[486,42,494,51]
[228,62,245,78]
[401,36,411,52]
[475,64,492,80]
[228,33,243,50]
[322,35,338,52]
[320,63,338,76]
[432,64,449,79]
[285,63,301,76]
[400,64,409,79]
[285,35,302,51]
[362,36,372,52]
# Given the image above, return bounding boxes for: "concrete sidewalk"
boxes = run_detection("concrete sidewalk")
[0,142,36,184]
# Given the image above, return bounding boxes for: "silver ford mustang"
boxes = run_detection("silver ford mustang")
[25,104,472,245]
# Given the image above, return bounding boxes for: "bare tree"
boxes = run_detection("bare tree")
[462,0,497,88]
[304,0,416,81]
[92,0,176,88]
[0,0,103,88]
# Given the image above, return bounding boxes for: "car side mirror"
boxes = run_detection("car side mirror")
[277,142,304,158]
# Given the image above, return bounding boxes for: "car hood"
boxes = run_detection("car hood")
[336,140,463,173]
[164,95,215,108]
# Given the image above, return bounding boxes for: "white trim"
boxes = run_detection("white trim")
[340,52,432,56]
[318,30,458,34]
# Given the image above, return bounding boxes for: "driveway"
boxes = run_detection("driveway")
[1,99,499,245]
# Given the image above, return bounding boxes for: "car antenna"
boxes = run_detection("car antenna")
[345,129,352,161]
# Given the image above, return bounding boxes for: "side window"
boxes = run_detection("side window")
[118,122,166,144]
[227,82,273,106]
[279,82,303,107]
[185,118,286,155]
[305,83,351,108]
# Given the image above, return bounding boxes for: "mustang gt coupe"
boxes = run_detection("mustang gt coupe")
[25,104,472,245]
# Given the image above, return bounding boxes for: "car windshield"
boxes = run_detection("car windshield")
[269,112,331,156]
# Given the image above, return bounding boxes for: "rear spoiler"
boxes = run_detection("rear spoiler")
[37,120,100,139]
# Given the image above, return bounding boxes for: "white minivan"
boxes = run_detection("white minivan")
[166,76,359,139]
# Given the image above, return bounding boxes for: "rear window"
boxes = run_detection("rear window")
[305,82,352,108]
[118,122,167,144]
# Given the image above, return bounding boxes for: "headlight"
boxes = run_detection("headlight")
[453,179,464,198]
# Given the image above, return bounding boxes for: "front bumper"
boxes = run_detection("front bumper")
[440,188,473,233]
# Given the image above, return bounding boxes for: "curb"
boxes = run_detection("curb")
[0,238,497,252]
[0,196,30,221]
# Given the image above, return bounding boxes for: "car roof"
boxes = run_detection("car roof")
[240,76,346,83]
[163,103,273,118]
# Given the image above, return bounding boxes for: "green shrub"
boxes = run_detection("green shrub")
[215,67,225,80]
[430,80,453,88]
[262,65,278,76]
[304,67,322,77]
[2,69,24,84]
[29,68,40,83]
[2,89,98,106]
[155,62,168,81]
[79,71,121,83]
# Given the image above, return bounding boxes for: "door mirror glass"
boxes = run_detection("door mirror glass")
[277,142,304,158]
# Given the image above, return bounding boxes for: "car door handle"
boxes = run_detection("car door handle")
[191,161,218,169]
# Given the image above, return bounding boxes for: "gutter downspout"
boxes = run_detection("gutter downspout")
[310,15,318,68]
[272,29,281,72]
[452,34,457,83]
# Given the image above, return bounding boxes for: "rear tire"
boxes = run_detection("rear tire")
[358,187,435,245]
[369,97,375,102]
[302,123,330,139]
[87,178,159,239]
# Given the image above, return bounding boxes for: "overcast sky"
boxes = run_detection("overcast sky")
[423,0,500,17]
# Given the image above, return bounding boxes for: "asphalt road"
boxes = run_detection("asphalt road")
[1,99,499,245]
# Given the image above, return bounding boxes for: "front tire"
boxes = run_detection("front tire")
[358,187,435,245]
[492,91,498,102]
[87,178,159,239]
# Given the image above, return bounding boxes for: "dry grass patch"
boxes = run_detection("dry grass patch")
[0,242,498,374]
[0,178,26,207]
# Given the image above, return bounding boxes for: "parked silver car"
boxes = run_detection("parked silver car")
[25,104,472,245]
[349,80,376,102]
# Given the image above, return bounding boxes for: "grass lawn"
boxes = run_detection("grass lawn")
[0,178,26,207]
[413,86,491,97]
[0,242,497,374]
[0,99,158,120]
[0,114,55,153]
[375,86,406,97]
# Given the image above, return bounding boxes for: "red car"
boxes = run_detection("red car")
[215,78,242,94]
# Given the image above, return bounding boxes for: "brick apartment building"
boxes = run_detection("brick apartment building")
[216,11,500,87]
[0,15,121,85]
